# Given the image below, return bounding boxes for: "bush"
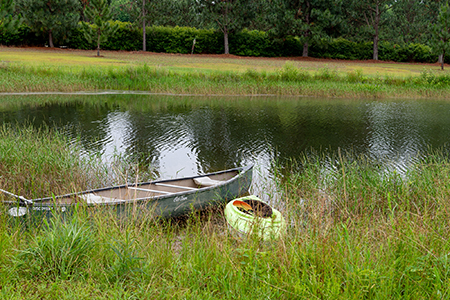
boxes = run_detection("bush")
[0,23,41,46]
[0,22,441,64]
[15,218,96,280]
[104,21,142,51]
[145,26,223,54]
[231,29,275,57]
[310,38,372,60]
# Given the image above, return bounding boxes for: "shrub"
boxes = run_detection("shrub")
[0,23,40,46]
[104,21,142,51]
[230,29,278,57]
[15,218,96,280]
[0,22,441,64]
[145,26,224,54]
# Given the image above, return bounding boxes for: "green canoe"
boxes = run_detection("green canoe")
[2,164,253,221]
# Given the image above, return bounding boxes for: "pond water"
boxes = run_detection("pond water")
[1,94,450,195]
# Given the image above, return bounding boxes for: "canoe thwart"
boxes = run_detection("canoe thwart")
[155,183,198,190]
[127,186,172,194]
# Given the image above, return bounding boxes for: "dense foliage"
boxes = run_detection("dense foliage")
[80,0,118,56]
[16,0,80,48]
[432,2,450,70]
[0,0,22,34]
[0,21,438,63]
[0,0,448,63]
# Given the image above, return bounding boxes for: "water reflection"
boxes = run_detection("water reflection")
[1,94,450,194]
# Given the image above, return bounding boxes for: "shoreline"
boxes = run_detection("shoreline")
[2,47,450,99]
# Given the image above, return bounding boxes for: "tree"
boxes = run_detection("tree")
[198,0,258,54]
[81,0,118,56]
[268,0,343,57]
[116,0,200,51]
[432,2,450,70]
[385,0,444,45]
[345,0,394,60]
[17,0,80,47]
[0,0,22,34]
[110,0,135,22]
[144,0,200,27]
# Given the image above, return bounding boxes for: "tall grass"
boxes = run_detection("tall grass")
[2,126,450,298]
[0,123,157,199]
[0,123,97,198]
[14,217,96,280]
[275,152,450,298]
[2,61,450,98]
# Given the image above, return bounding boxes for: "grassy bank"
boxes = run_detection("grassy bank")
[0,124,152,199]
[2,47,450,98]
[1,126,450,298]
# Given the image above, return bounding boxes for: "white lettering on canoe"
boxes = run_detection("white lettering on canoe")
[32,206,66,212]
[32,207,52,211]
[173,196,188,203]
[8,207,27,217]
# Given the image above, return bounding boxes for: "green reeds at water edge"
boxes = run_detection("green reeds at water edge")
[2,126,450,298]
[275,153,450,298]
[3,62,450,98]
[0,124,88,199]
[0,124,155,200]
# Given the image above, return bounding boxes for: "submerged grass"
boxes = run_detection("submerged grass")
[2,126,450,298]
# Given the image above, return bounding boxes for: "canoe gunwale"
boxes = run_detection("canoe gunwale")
[2,164,253,207]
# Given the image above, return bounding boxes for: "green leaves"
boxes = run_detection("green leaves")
[268,0,344,57]
[198,0,259,54]
[16,0,80,47]
[431,2,450,69]
[81,0,119,56]
[0,0,23,34]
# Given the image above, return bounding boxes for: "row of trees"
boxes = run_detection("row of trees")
[2,0,450,64]
[115,0,450,60]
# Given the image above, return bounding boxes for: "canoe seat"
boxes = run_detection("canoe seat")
[80,193,121,204]
[194,176,222,187]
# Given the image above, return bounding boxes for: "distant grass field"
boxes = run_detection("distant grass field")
[1,46,450,98]
[1,46,443,75]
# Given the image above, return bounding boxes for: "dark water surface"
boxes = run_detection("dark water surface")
[1,94,450,194]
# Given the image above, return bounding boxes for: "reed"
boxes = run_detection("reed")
[0,123,106,199]
[2,127,450,298]
[14,217,96,280]
[2,61,450,99]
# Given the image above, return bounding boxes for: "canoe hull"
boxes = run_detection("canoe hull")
[3,165,253,222]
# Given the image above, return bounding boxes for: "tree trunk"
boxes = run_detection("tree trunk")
[302,42,308,57]
[373,3,380,60]
[224,30,229,54]
[49,30,54,48]
[302,2,310,57]
[97,33,101,56]
[373,35,378,60]
[143,24,146,52]
[439,53,444,64]
[142,0,146,51]
[441,52,445,70]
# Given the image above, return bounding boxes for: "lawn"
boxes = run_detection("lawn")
[1,46,450,98]
[1,46,445,76]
